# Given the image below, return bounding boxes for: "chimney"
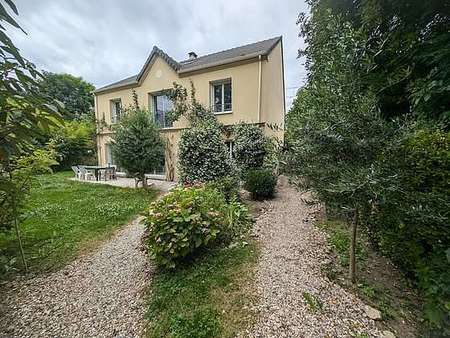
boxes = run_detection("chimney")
[188,51,197,60]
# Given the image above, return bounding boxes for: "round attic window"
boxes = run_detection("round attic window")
[155,69,162,78]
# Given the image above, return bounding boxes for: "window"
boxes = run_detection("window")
[211,80,232,113]
[225,140,234,159]
[152,94,173,128]
[110,99,122,123]
[106,143,114,166]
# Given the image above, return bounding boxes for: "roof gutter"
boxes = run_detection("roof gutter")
[257,54,262,123]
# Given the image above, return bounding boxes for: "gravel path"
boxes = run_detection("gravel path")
[0,217,150,338]
[244,178,382,338]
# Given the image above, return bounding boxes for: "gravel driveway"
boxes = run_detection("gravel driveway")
[243,178,381,338]
[0,217,150,338]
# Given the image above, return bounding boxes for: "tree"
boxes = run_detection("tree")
[0,0,63,270]
[288,8,392,282]
[51,120,96,169]
[291,0,450,331]
[39,72,95,121]
[111,108,165,188]
[168,82,232,183]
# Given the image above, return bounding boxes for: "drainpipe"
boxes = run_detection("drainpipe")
[257,54,262,123]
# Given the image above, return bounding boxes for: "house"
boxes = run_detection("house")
[94,36,285,181]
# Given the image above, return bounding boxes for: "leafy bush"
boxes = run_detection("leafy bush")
[244,169,277,200]
[112,108,165,188]
[144,185,253,269]
[371,128,450,332]
[51,120,96,169]
[178,120,231,183]
[207,175,240,202]
[233,123,267,172]
[144,186,227,268]
[223,199,253,240]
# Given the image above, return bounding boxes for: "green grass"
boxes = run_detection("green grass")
[0,171,157,277]
[317,220,367,267]
[146,241,258,338]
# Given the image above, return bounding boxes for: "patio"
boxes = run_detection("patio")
[70,176,176,192]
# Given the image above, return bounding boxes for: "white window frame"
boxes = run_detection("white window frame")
[110,99,122,124]
[210,79,232,114]
[225,140,234,159]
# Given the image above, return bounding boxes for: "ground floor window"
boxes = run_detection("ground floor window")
[225,140,234,159]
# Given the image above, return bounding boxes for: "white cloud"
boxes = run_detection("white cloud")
[8,0,309,108]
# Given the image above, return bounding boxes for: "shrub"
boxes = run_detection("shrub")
[233,123,267,172]
[144,186,227,268]
[144,185,253,269]
[178,120,231,183]
[112,108,165,188]
[51,120,96,169]
[207,175,240,202]
[244,169,277,200]
[371,128,450,332]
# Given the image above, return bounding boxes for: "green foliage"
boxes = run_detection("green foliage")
[317,221,367,267]
[39,72,95,121]
[144,185,253,269]
[291,0,450,331]
[0,0,63,162]
[233,123,267,172]
[0,172,156,276]
[207,176,240,203]
[178,119,232,184]
[111,108,165,186]
[243,169,277,200]
[167,81,217,126]
[168,82,232,184]
[144,186,227,268]
[0,146,57,232]
[51,120,96,169]
[371,128,450,332]
[302,291,323,312]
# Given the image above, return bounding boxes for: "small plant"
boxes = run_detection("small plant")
[302,291,323,312]
[244,169,277,200]
[144,186,228,268]
[223,199,253,241]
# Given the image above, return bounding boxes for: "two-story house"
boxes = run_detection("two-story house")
[94,36,285,181]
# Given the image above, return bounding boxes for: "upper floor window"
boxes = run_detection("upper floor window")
[152,93,173,128]
[211,80,232,113]
[110,99,122,124]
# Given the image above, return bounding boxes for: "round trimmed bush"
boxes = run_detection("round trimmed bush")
[244,169,277,200]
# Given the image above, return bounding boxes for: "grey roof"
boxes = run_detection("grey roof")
[95,36,281,93]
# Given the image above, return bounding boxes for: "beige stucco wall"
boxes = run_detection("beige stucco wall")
[95,41,285,181]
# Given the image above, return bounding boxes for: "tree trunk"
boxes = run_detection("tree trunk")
[12,194,28,272]
[349,207,358,283]
[141,174,148,189]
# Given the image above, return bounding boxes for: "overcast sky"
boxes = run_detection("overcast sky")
[8,0,308,107]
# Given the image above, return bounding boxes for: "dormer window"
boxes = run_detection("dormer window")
[211,80,232,113]
[110,99,122,124]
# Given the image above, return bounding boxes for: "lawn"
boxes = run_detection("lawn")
[146,241,258,338]
[0,171,157,278]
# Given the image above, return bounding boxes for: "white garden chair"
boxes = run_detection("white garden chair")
[71,166,82,179]
[78,166,95,180]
